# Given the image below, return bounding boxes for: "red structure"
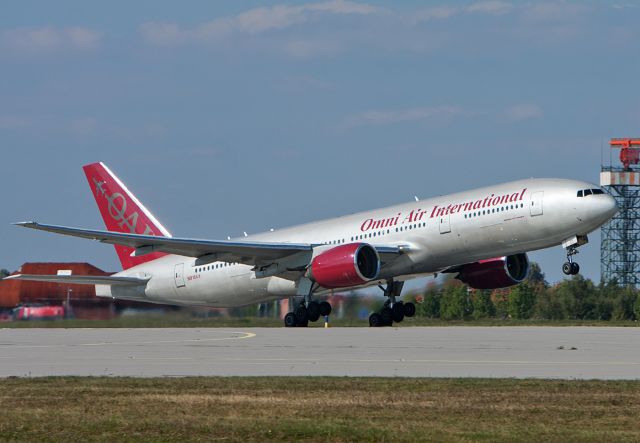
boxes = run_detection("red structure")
[0,263,117,319]
[610,138,640,170]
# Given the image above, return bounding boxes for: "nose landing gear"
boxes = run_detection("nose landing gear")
[562,257,580,276]
[561,235,588,276]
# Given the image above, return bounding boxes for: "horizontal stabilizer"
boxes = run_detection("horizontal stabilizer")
[3,274,149,286]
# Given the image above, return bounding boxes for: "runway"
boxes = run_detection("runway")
[0,326,639,379]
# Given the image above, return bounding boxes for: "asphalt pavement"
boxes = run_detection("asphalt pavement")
[1,326,638,378]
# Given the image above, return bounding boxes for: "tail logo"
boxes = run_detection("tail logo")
[93,177,154,236]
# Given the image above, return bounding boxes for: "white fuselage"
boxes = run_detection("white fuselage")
[101,178,616,307]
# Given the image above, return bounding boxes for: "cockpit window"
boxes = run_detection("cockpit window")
[578,188,605,197]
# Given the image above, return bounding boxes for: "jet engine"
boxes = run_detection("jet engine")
[308,243,380,289]
[456,253,530,289]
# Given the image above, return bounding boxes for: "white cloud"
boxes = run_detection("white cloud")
[138,23,185,46]
[465,1,512,15]
[139,0,382,46]
[346,106,467,126]
[308,0,380,15]
[235,5,307,34]
[414,7,458,21]
[506,104,543,121]
[521,2,587,22]
[1,26,102,52]
[412,1,512,24]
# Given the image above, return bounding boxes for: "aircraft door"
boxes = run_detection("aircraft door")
[530,191,544,217]
[174,263,186,288]
[439,214,451,234]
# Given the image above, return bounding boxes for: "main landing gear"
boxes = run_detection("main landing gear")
[561,235,588,276]
[284,299,332,327]
[369,279,416,327]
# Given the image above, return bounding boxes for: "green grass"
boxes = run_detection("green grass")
[0,314,637,328]
[0,377,639,442]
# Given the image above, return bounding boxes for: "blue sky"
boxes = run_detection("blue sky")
[1,1,639,286]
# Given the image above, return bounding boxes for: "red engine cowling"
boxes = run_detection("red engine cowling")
[309,243,380,289]
[456,253,529,289]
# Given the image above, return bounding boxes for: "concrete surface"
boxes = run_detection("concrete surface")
[0,326,639,378]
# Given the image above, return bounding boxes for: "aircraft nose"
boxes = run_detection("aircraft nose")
[602,194,618,219]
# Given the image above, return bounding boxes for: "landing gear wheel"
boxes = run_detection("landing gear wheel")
[570,262,580,275]
[318,301,332,317]
[403,302,416,318]
[369,312,382,327]
[380,307,393,326]
[562,262,573,275]
[392,303,405,323]
[284,312,297,328]
[307,301,320,322]
[295,306,309,327]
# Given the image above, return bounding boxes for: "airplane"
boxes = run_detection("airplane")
[5,162,617,327]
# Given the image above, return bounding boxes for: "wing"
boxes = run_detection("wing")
[14,222,409,277]
[3,274,148,286]
[15,222,313,266]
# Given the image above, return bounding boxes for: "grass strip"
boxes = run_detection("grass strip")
[0,377,639,442]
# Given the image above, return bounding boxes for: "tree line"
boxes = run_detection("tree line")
[409,263,640,321]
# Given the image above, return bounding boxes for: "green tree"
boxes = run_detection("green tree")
[554,275,598,319]
[508,282,536,319]
[415,287,440,318]
[440,284,472,320]
[612,285,638,320]
[534,286,566,320]
[0,269,9,278]
[634,294,640,322]
[493,291,510,319]
[472,290,495,319]
[526,262,547,287]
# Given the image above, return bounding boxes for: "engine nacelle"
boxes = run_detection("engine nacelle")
[456,253,529,289]
[309,243,380,289]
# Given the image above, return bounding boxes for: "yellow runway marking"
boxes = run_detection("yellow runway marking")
[1,331,256,349]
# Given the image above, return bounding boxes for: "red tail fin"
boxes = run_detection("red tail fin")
[83,162,171,270]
